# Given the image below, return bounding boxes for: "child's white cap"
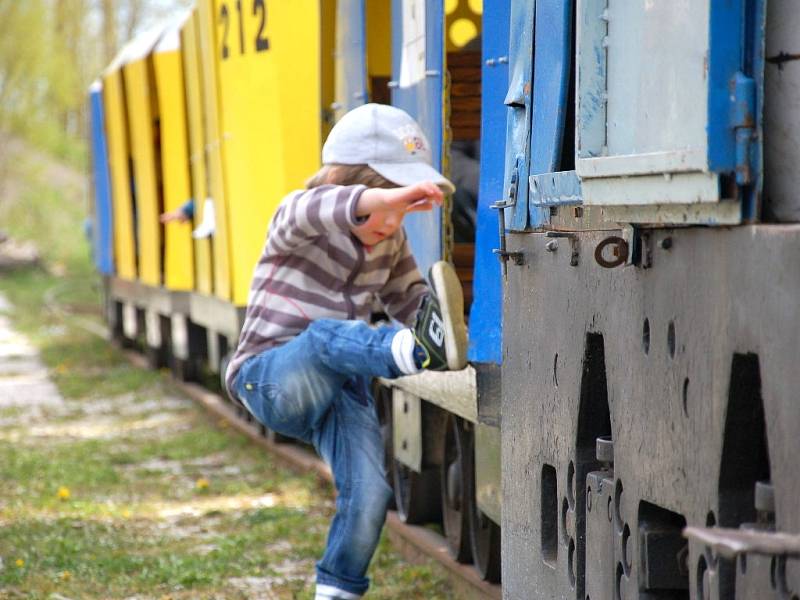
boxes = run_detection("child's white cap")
[322,103,456,194]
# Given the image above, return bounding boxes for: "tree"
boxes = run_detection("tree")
[0,0,188,167]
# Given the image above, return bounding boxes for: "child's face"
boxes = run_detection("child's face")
[352,206,406,246]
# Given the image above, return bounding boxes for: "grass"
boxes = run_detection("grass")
[0,143,455,598]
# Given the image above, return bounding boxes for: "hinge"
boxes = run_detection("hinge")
[730,72,756,185]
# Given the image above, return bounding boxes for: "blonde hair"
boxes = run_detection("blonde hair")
[305,164,396,189]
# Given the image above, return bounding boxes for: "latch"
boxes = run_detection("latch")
[491,198,523,270]
[730,72,756,185]
[492,161,524,272]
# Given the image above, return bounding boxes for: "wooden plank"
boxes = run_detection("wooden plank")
[447,51,481,67]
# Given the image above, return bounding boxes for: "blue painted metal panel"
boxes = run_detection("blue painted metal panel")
[391,0,444,276]
[707,0,765,219]
[706,0,747,175]
[503,0,535,232]
[527,0,574,225]
[529,170,581,207]
[336,0,367,113]
[89,85,114,275]
[469,0,511,365]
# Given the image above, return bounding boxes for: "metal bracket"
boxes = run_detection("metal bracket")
[545,231,580,267]
[684,526,800,559]
[766,51,800,69]
[492,164,524,272]
[491,198,524,268]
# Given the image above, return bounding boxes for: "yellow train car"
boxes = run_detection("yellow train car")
[195,0,232,302]
[102,48,138,282]
[180,0,333,369]
[101,2,358,374]
[212,0,325,306]
[153,14,195,293]
[180,14,214,296]
[122,27,167,288]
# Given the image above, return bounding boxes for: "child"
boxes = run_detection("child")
[224,103,467,599]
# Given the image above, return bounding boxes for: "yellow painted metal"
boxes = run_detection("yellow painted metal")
[123,56,162,287]
[154,34,195,292]
[181,15,213,295]
[366,0,392,78]
[212,0,323,305]
[102,68,137,281]
[197,0,232,301]
[321,0,336,139]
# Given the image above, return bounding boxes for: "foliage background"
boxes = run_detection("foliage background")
[0,0,190,170]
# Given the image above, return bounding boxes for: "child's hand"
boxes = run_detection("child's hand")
[357,182,444,217]
[160,208,190,224]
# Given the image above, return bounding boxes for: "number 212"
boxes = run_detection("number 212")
[219,0,269,60]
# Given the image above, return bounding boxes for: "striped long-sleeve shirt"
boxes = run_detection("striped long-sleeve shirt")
[225,184,427,396]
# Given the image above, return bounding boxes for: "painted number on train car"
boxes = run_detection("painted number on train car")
[219,0,270,60]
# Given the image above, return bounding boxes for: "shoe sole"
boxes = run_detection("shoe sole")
[430,261,468,370]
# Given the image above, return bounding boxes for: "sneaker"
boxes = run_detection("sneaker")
[413,261,468,371]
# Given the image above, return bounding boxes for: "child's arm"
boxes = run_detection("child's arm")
[266,183,443,255]
[266,185,367,254]
[378,230,428,325]
[356,182,444,216]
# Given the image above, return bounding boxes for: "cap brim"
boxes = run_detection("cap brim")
[368,161,456,195]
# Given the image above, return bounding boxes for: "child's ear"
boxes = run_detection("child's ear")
[324,166,340,184]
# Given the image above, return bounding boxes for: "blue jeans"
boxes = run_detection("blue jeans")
[233,319,401,597]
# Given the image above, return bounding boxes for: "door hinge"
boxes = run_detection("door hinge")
[730,72,756,185]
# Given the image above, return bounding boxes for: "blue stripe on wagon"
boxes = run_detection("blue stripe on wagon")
[89,84,114,275]
[469,0,511,365]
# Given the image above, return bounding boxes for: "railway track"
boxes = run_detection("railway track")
[123,349,501,600]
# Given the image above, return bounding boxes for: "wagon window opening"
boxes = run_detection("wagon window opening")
[445,0,482,317]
